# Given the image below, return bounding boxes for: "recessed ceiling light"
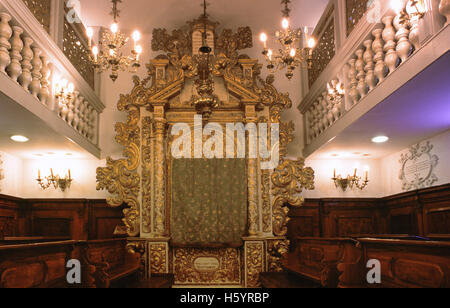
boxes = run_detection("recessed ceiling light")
[372,136,389,143]
[11,135,29,143]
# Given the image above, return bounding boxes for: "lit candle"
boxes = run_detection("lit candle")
[260,33,268,49]
[135,45,142,61]
[38,169,41,180]
[68,169,71,180]
[365,171,369,181]
[50,168,54,178]
[333,169,336,178]
[86,27,94,48]
[92,46,99,62]
[282,18,289,32]
[132,30,141,50]
[354,168,357,177]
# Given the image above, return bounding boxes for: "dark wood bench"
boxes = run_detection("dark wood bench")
[338,237,450,288]
[82,238,141,288]
[0,240,77,288]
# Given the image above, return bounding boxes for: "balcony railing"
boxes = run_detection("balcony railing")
[0,0,104,157]
[298,0,449,157]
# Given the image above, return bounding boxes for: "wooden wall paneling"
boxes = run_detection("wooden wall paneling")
[321,199,381,237]
[383,191,423,236]
[0,194,27,238]
[288,200,321,242]
[28,200,89,240]
[88,200,125,240]
[419,185,450,236]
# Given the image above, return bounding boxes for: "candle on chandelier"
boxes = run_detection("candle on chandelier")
[135,45,143,61]
[92,46,99,62]
[38,169,41,180]
[132,30,141,50]
[87,27,94,48]
[290,48,296,57]
[260,33,268,49]
[308,37,316,49]
[267,49,273,61]
[50,168,54,178]
[110,23,119,34]
[68,169,71,180]
[282,18,289,31]
[333,169,336,178]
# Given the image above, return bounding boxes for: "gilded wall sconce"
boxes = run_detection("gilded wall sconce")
[332,168,369,191]
[36,169,73,192]
[55,78,75,106]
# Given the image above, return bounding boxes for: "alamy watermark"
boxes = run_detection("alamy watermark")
[171,115,279,170]
[366,0,383,24]
[66,0,82,24]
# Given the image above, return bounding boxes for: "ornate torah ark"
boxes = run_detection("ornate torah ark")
[96,15,315,287]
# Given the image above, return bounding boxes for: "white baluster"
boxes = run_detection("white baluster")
[72,93,81,129]
[409,15,420,52]
[355,48,367,99]
[18,36,33,91]
[372,28,387,84]
[0,12,12,74]
[394,14,412,63]
[39,55,50,106]
[321,92,329,130]
[87,105,94,140]
[91,110,98,144]
[347,58,360,105]
[67,91,77,127]
[77,99,86,134]
[439,0,450,26]
[6,26,23,82]
[30,45,42,99]
[363,39,376,92]
[382,16,399,75]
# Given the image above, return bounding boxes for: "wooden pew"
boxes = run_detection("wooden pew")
[82,238,141,288]
[282,237,360,288]
[0,240,77,288]
[338,238,450,288]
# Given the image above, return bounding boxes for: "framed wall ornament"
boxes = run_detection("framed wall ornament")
[399,141,439,191]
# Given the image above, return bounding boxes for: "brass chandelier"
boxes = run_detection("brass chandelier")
[259,0,317,80]
[86,0,142,82]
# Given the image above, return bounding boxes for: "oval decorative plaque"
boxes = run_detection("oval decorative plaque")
[193,257,220,272]
[399,141,439,191]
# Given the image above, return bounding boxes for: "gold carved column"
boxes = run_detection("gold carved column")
[245,103,260,236]
[244,239,265,288]
[152,103,168,237]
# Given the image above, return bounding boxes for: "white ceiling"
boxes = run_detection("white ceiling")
[0,93,92,160]
[78,0,330,34]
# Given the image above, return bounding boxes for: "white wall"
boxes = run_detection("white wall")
[0,151,23,197]
[381,130,450,196]
[302,130,450,199]
[302,158,383,198]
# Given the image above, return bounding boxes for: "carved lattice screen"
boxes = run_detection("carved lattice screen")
[171,159,247,246]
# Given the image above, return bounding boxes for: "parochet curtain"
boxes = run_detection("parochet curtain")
[171,159,247,246]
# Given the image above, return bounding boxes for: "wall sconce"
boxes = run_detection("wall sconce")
[327,80,345,103]
[332,168,369,191]
[55,78,75,106]
[36,169,73,192]
[392,0,427,23]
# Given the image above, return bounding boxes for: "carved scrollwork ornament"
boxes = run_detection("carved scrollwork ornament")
[271,159,315,236]
[399,141,439,191]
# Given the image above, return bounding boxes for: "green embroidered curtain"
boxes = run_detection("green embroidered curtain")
[171,159,247,246]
